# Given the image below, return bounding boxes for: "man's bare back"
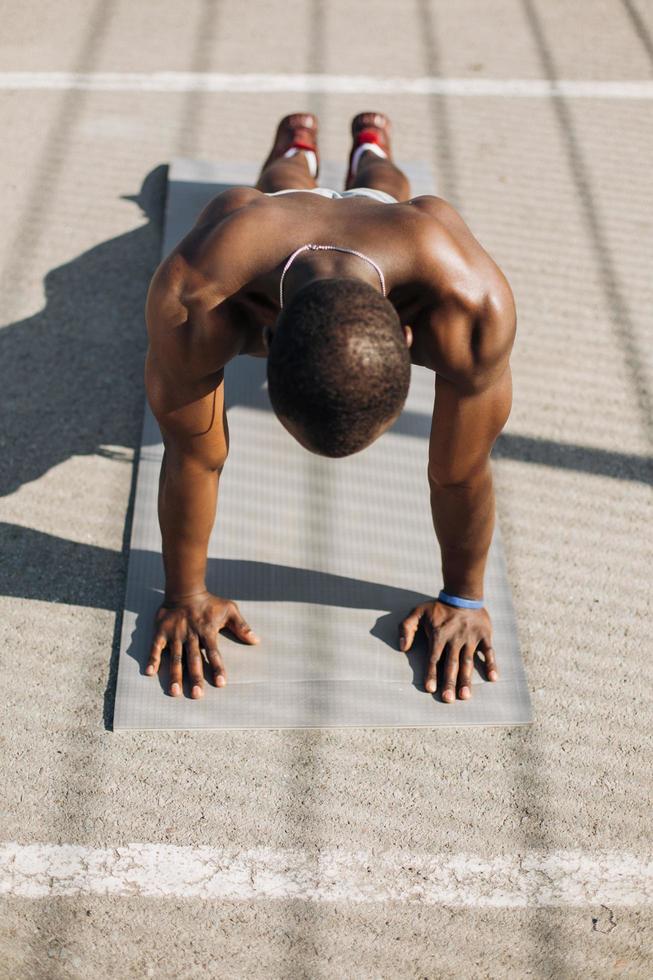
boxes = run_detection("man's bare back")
[149,183,513,377]
[144,112,516,704]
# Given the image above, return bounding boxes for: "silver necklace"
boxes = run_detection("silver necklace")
[279,243,386,308]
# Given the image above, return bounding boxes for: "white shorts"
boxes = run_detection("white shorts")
[266,186,398,204]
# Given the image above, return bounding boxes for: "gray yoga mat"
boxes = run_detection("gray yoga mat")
[112,158,532,730]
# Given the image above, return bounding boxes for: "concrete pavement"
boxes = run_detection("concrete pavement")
[0,0,652,976]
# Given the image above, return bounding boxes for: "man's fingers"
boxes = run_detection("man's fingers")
[169,638,184,697]
[225,604,259,644]
[457,644,474,699]
[399,606,425,652]
[424,639,446,694]
[441,643,460,703]
[205,642,227,688]
[186,633,204,699]
[479,638,499,681]
[146,634,166,676]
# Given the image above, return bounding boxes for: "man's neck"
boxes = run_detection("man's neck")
[283,248,385,307]
[267,249,384,309]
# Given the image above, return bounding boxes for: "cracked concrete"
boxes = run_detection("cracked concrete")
[593,905,618,934]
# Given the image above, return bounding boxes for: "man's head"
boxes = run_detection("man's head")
[266,277,411,457]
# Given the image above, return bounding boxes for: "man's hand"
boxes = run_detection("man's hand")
[399,601,498,702]
[146,592,259,698]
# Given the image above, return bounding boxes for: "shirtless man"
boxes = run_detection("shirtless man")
[144,112,516,704]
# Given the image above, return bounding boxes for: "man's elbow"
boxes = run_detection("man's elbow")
[427,458,492,492]
[162,438,228,476]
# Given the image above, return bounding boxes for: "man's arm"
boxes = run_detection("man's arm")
[428,365,512,600]
[142,258,259,699]
[401,278,516,702]
[145,350,228,603]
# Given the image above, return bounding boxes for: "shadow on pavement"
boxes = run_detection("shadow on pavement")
[0,523,124,610]
[0,165,166,498]
[621,0,653,65]
[522,0,653,447]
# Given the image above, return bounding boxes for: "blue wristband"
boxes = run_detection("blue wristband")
[438,590,484,610]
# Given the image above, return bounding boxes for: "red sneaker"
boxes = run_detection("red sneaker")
[261,112,320,177]
[345,112,392,189]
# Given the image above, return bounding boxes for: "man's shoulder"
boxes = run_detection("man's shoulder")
[193,185,265,226]
[151,187,269,302]
[408,194,514,314]
[404,197,516,387]
[405,194,466,233]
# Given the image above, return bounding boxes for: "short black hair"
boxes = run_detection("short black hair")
[267,277,411,457]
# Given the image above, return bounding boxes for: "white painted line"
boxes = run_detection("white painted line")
[1,844,652,905]
[0,72,652,99]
